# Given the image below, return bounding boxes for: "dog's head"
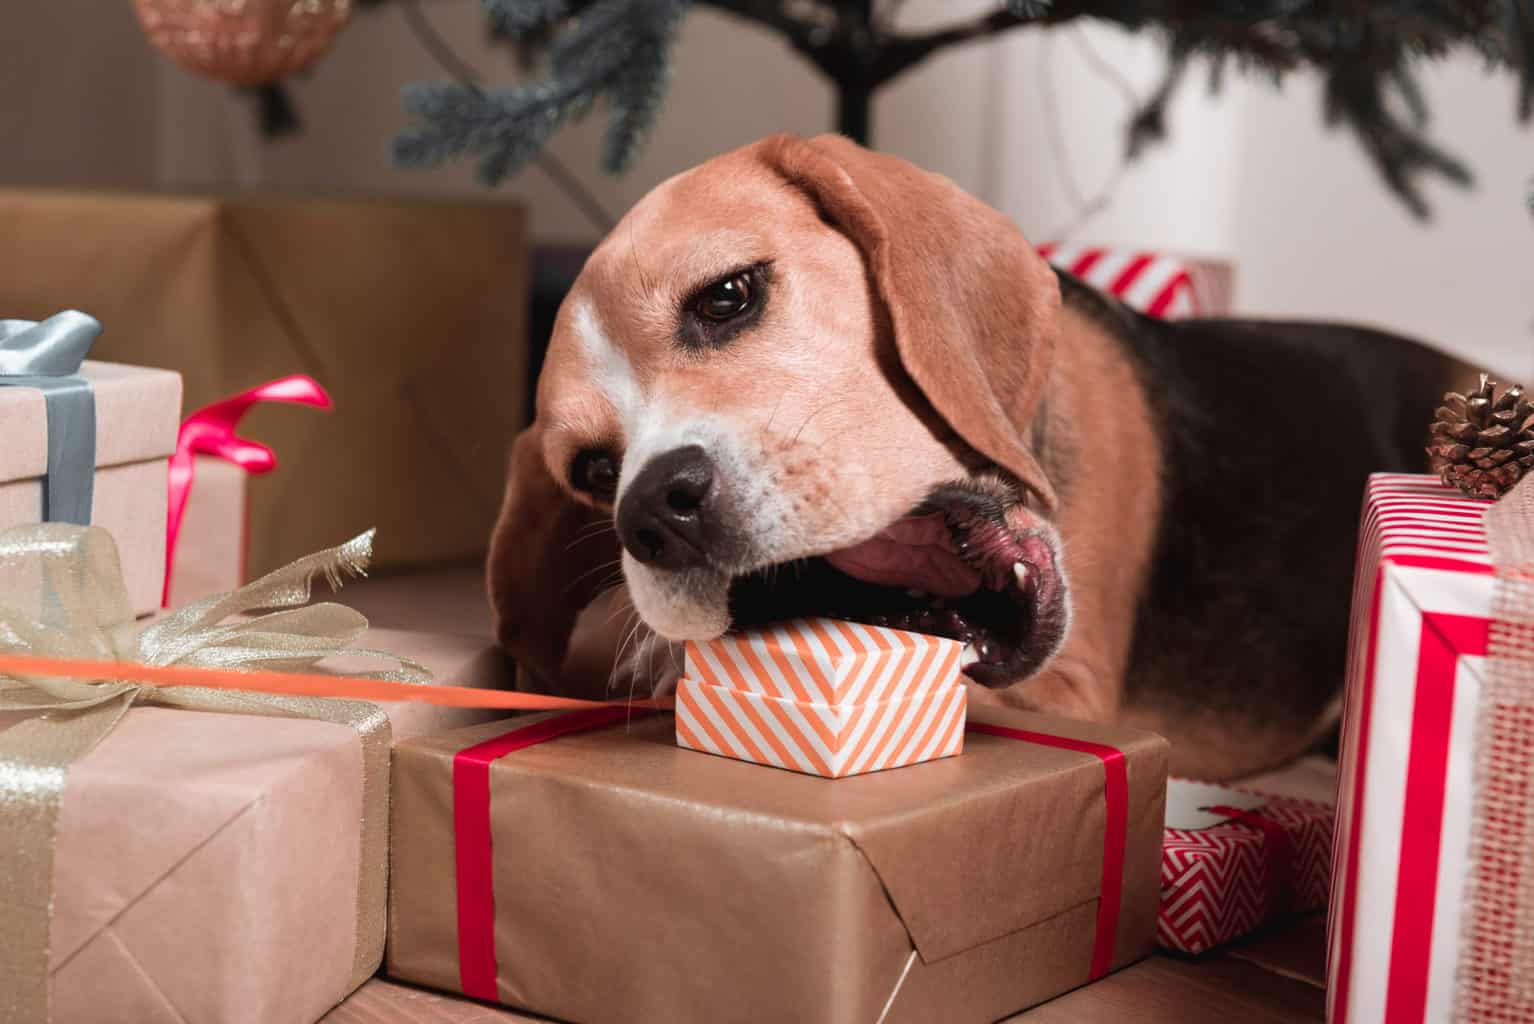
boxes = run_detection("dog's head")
[490,133,1069,691]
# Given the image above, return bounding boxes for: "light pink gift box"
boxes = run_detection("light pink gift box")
[0,360,181,615]
[28,628,509,1024]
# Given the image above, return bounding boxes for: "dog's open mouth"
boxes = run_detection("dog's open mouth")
[727,483,1067,688]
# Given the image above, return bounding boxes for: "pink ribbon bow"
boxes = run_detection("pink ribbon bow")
[163,375,332,606]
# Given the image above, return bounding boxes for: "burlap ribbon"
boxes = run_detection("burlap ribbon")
[0,524,428,1024]
[1459,474,1534,1022]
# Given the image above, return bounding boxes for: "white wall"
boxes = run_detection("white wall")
[2,1,1529,375]
[982,22,1533,377]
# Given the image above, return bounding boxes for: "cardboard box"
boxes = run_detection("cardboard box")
[388,706,1169,1023]
[0,189,529,576]
[10,628,510,1024]
[0,359,181,614]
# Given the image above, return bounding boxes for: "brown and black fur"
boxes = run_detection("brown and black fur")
[488,132,1482,782]
[1058,270,1478,771]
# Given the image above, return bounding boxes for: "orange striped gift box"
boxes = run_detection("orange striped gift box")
[684,617,962,704]
[675,618,967,778]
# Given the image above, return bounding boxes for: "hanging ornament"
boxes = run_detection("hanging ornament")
[131,0,353,86]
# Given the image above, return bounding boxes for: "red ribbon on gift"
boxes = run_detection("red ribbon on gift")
[452,708,652,1001]
[448,714,1131,1001]
[967,722,1129,981]
[163,376,331,607]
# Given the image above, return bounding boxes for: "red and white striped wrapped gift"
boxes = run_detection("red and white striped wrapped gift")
[1328,474,1507,1023]
[1036,243,1231,318]
[1159,785,1333,955]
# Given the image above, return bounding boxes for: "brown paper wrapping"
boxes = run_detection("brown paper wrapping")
[0,189,529,576]
[0,360,181,615]
[28,628,510,1024]
[387,705,1169,1024]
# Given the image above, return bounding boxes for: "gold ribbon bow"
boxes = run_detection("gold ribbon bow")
[0,524,428,1024]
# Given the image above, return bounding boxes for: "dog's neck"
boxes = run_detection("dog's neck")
[1036,273,1166,520]
[1025,291,1167,688]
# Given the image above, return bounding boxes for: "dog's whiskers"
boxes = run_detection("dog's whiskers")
[784,396,854,449]
[762,390,790,436]
[563,519,616,552]
[608,608,644,697]
[564,557,625,594]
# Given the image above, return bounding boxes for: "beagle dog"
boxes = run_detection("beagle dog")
[488,133,1475,780]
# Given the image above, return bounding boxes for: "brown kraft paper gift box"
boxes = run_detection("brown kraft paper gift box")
[387,705,1169,1023]
[24,628,510,1024]
[0,189,529,577]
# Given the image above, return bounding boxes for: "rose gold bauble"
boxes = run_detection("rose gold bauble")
[132,0,353,86]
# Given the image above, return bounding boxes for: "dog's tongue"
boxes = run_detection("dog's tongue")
[824,513,981,597]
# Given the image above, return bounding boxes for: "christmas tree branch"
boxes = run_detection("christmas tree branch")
[379,0,1534,218]
[873,8,1055,85]
[696,0,827,57]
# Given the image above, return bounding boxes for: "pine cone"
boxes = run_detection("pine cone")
[1428,374,1534,500]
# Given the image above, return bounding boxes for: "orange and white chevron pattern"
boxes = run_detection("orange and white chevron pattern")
[675,676,966,778]
[1157,796,1334,954]
[684,618,963,706]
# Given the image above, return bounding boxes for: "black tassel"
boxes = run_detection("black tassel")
[249,83,300,138]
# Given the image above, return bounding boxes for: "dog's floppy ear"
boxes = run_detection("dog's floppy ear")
[757,133,1060,511]
[487,422,620,688]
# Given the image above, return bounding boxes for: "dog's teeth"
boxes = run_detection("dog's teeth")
[959,645,980,667]
[1012,562,1029,589]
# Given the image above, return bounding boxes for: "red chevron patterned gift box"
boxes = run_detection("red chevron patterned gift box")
[1328,473,1534,1024]
[676,618,967,777]
[1157,780,1334,955]
[1036,243,1233,319]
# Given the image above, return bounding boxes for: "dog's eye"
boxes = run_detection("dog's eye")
[570,448,619,501]
[693,272,752,321]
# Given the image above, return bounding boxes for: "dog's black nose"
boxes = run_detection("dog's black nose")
[617,445,717,570]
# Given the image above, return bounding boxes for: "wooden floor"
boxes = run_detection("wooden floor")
[332,568,1330,1023]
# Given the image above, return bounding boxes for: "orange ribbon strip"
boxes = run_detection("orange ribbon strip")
[0,652,674,713]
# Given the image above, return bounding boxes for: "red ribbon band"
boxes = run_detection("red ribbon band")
[965,721,1129,981]
[453,708,647,1001]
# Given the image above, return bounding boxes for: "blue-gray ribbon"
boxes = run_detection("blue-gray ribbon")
[0,311,100,526]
